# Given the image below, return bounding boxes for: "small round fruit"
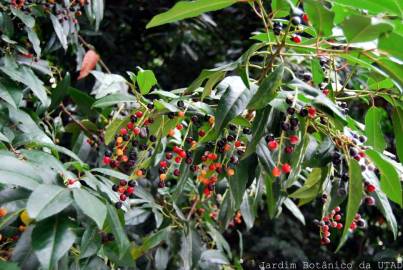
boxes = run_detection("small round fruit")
[267,140,278,151]
[272,166,281,177]
[291,16,301,25]
[281,163,292,174]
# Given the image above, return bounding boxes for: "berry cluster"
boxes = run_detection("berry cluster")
[103,101,249,208]
[271,8,308,44]
[314,206,344,245]
[267,95,316,178]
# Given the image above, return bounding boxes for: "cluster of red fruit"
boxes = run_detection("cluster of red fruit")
[315,206,344,245]
[267,96,316,178]
[111,180,136,209]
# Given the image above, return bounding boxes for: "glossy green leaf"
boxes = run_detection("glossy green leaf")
[92,93,137,108]
[137,69,157,95]
[32,216,76,270]
[146,0,238,28]
[379,32,403,61]
[305,0,335,36]
[106,205,131,256]
[73,189,107,229]
[365,107,386,152]
[271,0,297,17]
[243,106,271,158]
[131,227,171,259]
[283,198,305,225]
[27,184,72,221]
[26,27,41,57]
[247,65,283,110]
[392,107,403,163]
[290,168,324,203]
[340,15,394,43]
[214,78,253,133]
[228,155,257,209]
[366,149,402,207]
[0,152,42,190]
[328,0,402,17]
[311,58,325,85]
[11,7,35,28]
[50,14,67,50]
[337,159,363,251]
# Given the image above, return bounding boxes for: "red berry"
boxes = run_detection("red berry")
[198,130,206,137]
[350,222,357,230]
[179,150,187,159]
[203,188,211,197]
[133,127,141,135]
[322,89,330,96]
[120,128,127,135]
[173,169,180,176]
[272,166,281,177]
[127,122,134,130]
[334,214,341,221]
[120,194,127,201]
[209,164,216,171]
[302,13,309,23]
[285,146,294,154]
[291,35,302,43]
[336,223,343,230]
[323,216,329,222]
[321,237,330,245]
[175,156,181,163]
[176,124,183,130]
[359,152,365,158]
[366,184,376,193]
[103,156,111,165]
[289,135,299,145]
[135,111,143,118]
[173,146,181,153]
[67,179,76,185]
[281,163,292,174]
[127,186,135,194]
[335,206,341,212]
[235,140,241,147]
[160,160,168,168]
[322,225,329,231]
[267,140,278,151]
[307,107,316,118]
[166,152,173,159]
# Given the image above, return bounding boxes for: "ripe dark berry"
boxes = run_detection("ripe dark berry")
[115,201,123,209]
[291,16,301,25]
[229,124,237,131]
[173,169,181,176]
[130,115,138,122]
[227,135,235,142]
[299,108,308,117]
[147,103,154,109]
[191,115,199,123]
[177,100,185,108]
[104,149,112,157]
[286,96,293,105]
[119,180,127,186]
[265,133,275,142]
[243,128,251,134]
[341,174,349,182]
[112,184,118,192]
[273,21,283,28]
[365,196,375,206]
[166,152,173,160]
[285,146,294,154]
[149,135,157,142]
[198,130,206,137]
[290,118,299,127]
[273,27,282,35]
[168,112,175,119]
[287,107,295,115]
[302,72,312,82]
[281,122,290,131]
[128,180,136,187]
[359,136,367,143]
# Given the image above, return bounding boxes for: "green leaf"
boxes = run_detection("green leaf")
[283,198,305,225]
[146,0,238,28]
[337,159,363,251]
[92,93,137,108]
[214,77,253,133]
[379,32,403,61]
[365,107,386,152]
[228,155,257,209]
[11,227,40,269]
[0,56,50,106]
[26,27,41,57]
[104,117,129,145]
[0,152,42,190]
[240,193,255,230]
[11,7,35,28]
[50,73,70,109]
[0,131,10,143]
[199,250,229,265]
[106,205,131,256]
[247,65,284,110]
[0,261,20,270]
[304,0,335,36]
[366,149,402,207]
[328,0,402,17]
[32,216,76,270]
[27,184,72,221]
[131,227,171,259]
[49,14,67,50]
[73,189,107,229]
[243,106,271,158]
[340,15,394,43]
[271,0,297,17]
[311,59,325,85]
[136,69,157,95]
[290,168,324,203]
[80,225,101,259]
[392,107,403,163]
[0,80,18,108]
